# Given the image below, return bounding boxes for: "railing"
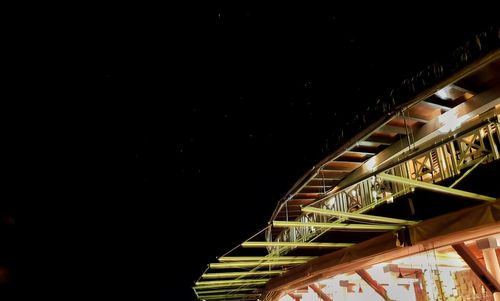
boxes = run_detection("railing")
[268,117,500,254]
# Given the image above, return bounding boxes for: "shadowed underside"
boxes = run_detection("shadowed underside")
[195,28,500,301]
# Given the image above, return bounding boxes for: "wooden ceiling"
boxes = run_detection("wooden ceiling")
[271,57,500,235]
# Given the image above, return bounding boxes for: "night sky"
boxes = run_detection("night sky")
[3,4,498,301]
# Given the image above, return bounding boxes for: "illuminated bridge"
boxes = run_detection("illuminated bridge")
[194,30,500,301]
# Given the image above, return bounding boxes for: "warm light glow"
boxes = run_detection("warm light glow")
[279,230,500,301]
[386,193,394,204]
[194,281,267,289]
[199,294,260,301]
[198,294,261,300]
[464,92,474,99]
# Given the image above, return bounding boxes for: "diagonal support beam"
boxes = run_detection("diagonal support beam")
[195,288,261,295]
[452,243,500,293]
[356,269,393,301]
[209,261,307,269]
[196,279,270,286]
[241,241,353,248]
[199,293,261,300]
[309,284,333,301]
[449,156,488,188]
[378,173,496,202]
[301,207,419,225]
[273,220,401,231]
[218,256,316,262]
[202,270,284,279]
[193,281,268,290]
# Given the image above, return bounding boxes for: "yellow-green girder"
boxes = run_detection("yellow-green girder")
[241,241,353,248]
[202,270,283,279]
[301,207,419,225]
[209,260,307,269]
[273,220,401,231]
[218,256,316,262]
[378,173,496,202]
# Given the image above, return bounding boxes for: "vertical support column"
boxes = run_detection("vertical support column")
[449,141,460,176]
[477,238,500,301]
[495,119,500,142]
[487,123,500,160]
[436,146,446,179]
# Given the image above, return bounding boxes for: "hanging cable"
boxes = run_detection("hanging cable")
[402,110,414,152]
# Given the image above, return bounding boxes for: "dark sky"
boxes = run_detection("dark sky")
[4,4,498,301]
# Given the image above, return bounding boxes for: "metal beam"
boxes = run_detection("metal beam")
[326,160,364,166]
[273,220,401,231]
[198,297,260,301]
[209,261,307,269]
[378,173,496,202]
[345,150,376,156]
[309,284,333,301]
[198,293,261,300]
[309,179,338,185]
[337,86,500,191]
[449,156,488,188]
[202,271,284,279]
[452,243,500,293]
[218,256,316,262]
[195,288,261,295]
[301,207,418,225]
[241,241,353,248]
[198,298,258,301]
[356,140,389,147]
[194,281,268,290]
[356,269,392,301]
[196,279,271,286]
[305,185,334,188]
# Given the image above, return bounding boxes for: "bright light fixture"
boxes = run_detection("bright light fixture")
[326,196,336,208]
[435,86,453,100]
[438,111,461,133]
[366,157,376,171]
